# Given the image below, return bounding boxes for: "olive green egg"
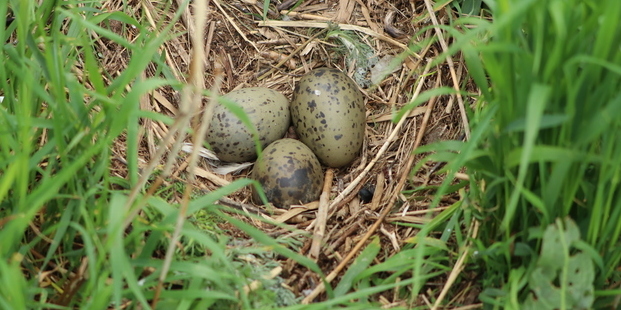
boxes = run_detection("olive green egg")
[206,87,290,162]
[291,68,366,168]
[252,139,324,208]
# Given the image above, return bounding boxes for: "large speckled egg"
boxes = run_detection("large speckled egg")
[291,68,366,167]
[206,87,290,162]
[252,139,324,208]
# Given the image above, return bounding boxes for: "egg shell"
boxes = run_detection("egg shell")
[206,87,290,162]
[252,138,324,208]
[291,68,366,167]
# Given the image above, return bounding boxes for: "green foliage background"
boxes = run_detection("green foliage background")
[1,0,620,309]
[427,0,621,308]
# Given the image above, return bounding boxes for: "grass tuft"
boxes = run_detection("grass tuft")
[5,0,620,308]
[417,0,621,307]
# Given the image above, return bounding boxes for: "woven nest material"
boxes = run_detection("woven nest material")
[103,0,476,305]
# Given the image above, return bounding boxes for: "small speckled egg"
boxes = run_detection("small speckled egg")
[252,138,324,208]
[291,67,366,167]
[206,87,290,162]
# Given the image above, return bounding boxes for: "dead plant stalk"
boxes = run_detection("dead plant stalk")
[423,0,471,140]
[302,61,438,303]
[152,0,209,306]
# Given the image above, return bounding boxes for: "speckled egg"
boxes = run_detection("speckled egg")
[252,139,324,208]
[206,87,290,162]
[291,68,366,167]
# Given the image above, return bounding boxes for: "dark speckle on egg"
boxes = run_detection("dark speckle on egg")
[252,139,324,208]
[205,87,290,163]
[290,68,366,167]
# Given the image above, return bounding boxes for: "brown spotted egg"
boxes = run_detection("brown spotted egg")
[291,68,366,167]
[206,87,290,162]
[252,139,324,208]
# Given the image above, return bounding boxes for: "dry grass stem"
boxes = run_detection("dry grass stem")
[310,168,334,259]
[213,0,260,52]
[423,0,470,139]
[302,59,441,303]
[313,61,433,224]
[257,20,416,55]
[369,172,384,211]
[152,0,209,306]
[100,0,474,305]
[431,220,481,309]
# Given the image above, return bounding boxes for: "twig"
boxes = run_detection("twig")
[369,172,384,211]
[213,0,260,52]
[423,0,470,140]
[315,61,434,224]
[302,61,435,303]
[416,64,443,148]
[257,20,420,58]
[279,10,332,21]
[257,28,328,80]
[449,304,484,310]
[151,0,209,306]
[335,0,356,23]
[309,168,334,259]
[431,219,480,310]
[445,53,464,114]
[301,187,395,303]
[147,1,185,82]
[216,196,269,215]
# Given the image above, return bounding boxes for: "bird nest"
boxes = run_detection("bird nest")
[103,0,476,306]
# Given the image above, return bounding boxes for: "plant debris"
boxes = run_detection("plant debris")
[101,0,477,306]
